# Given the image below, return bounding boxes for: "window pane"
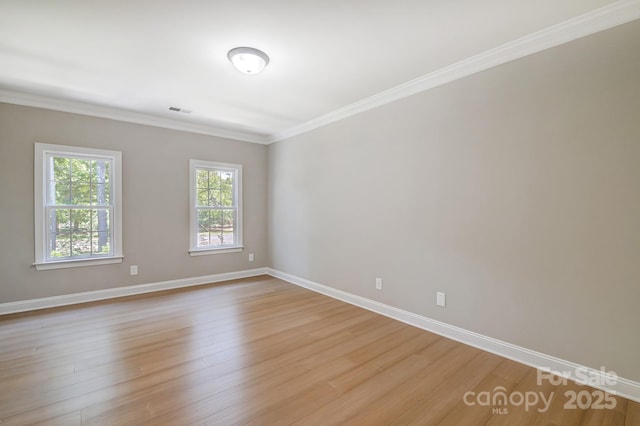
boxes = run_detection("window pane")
[51,209,71,232]
[52,157,70,182]
[222,210,235,245]
[220,179,233,207]
[209,189,221,207]
[72,182,91,205]
[196,169,209,190]
[103,161,111,184]
[197,189,209,207]
[51,232,71,258]
[70,158,90,183]
[50,157,70,204]
[49,209,71,258]
[68,209,92,257]
[92,232,111,255]
[90,160,109,183]
[91,182,109,205]
[210,210,223,244]
[197,232,207,248]
[90,209,110,233]
[104,181,111,204]
[197,209,209,231]
[70,209,91,233]
[88,209,111,255]
[72,232,92,257]
[197,209,211,247]
[53,182,71,205]
[209,170,221,191]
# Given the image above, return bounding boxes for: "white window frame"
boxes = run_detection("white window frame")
[34,143,123,270]
[189,159,243,256]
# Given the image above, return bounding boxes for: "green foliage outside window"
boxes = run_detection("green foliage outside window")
[48,156,112,258]
[195,168,236,247]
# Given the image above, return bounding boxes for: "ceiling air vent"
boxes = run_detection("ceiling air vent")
[168,106,192,114]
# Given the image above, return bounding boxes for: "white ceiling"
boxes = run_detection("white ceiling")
[0,0,637,143]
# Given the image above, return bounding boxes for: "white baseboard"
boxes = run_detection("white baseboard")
[2,266,637,402]
[266,268,640,403]
[0,267,268,315]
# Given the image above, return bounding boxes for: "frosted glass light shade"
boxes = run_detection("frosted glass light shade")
[228,47,269,75]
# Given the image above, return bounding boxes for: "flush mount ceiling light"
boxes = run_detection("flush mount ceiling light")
[227,47,270,75]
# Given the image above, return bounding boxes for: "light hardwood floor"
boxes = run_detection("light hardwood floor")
[0,275,638,425]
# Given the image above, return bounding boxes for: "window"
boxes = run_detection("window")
[189,159,243,255]
[34,143,123,270]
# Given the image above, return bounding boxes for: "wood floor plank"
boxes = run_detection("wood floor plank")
[436,359,532,425]
[626,401,640,426]
[155,317,405,425]
[0,275,637,425]
[374,348,500,425]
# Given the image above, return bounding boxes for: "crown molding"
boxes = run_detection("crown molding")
[0,89,270,144]
[268,0,640,143]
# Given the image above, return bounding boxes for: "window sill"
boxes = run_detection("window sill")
[34,256,124,270]
[189,247,243,256]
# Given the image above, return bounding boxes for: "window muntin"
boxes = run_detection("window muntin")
[190,160,242,254]
[35,144,122,269]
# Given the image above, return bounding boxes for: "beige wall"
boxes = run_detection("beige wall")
[0,104,268,302]
[268,21,640,381]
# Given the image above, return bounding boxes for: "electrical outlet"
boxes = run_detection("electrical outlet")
[249,253,254,262]
[436,292,446,307]
[130,265,138,276]
[375,278,383,291]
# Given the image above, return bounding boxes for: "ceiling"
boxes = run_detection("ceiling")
[0,0,637,144]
